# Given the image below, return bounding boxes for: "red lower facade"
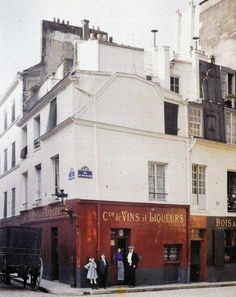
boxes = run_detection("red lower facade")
[1,199,190,287]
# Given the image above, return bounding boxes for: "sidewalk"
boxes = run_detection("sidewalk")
[40,279,236,296]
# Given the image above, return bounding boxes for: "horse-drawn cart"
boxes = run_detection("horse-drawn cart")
[0,226,43,290]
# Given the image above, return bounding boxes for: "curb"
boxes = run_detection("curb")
[42,282,236,296]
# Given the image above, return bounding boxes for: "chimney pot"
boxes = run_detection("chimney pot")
[109,36,113,43]
[57,18,60,23]
[67,20,69,25]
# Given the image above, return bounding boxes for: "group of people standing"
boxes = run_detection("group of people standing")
[84,245,139,289]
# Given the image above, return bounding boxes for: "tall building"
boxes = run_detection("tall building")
[0,11,236,287]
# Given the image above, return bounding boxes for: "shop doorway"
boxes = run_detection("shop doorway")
[190,241,201,282]
[110,228,130,284]
[51,227,59,280]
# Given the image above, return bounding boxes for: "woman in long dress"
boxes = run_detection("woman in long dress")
[114,248,125,283]
[84,257,98,289]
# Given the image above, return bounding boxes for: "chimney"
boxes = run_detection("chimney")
[109,36,113,43]
[81,19,89,40]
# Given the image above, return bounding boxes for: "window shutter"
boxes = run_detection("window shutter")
[213,229,225,267]
[164,102,178,135]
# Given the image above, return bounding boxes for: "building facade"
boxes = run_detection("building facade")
[1,12,236,287]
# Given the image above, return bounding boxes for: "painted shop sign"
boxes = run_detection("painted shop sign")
[102,210,185,225]
[78,166,93,179]
[215,217,236,228]
[21,206,64,222]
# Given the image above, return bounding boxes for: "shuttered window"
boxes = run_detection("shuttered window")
[164,102,178,135]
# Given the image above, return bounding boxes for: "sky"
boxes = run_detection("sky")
[0,0,191,97]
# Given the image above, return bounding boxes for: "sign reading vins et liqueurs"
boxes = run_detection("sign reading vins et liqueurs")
[102,210,185,225]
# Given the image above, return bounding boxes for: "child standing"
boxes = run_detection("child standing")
[84,257,98,289]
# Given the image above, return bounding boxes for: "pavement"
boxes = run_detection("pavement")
[40,279,236,296]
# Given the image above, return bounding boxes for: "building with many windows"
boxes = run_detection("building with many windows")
[0,11,236,287]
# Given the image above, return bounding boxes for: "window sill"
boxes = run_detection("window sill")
[0,164,20,179]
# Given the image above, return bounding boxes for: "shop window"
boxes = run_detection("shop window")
[148,162,167,201]
[228,171,236,212]
[170,77,179,94]
[224,230,236,263]
[164,102,178,135]
[189,106,203,137]
[163,245,180,262]
[192,164,206,210]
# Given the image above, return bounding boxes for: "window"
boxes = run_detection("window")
[225,230,236,263]
[163,245,180,261]
[189,107,202,137]
[21,126,28,159]
[52,155,60,194]
[164,102,178,135]
[228,171,236,212]
[221,71,235,98]
[47,98,57,131]
[4,111,7,130]
[192,164,206,209]
[35,164,42,204]
[148,162,167,200]
[225,111,236,144]
[4,148,8,172]
[34,115,41,149]
[3,191,7,218]
[170,77,179,94]
[11,100,15,123]
[23,172,28,210]
[11,142,16,168]
[11,188,15,216]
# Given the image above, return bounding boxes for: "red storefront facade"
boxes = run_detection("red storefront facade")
[1,199,190,287]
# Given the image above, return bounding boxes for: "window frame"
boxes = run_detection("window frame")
[11,188,16,217]
[11,141,16,168]
[52,155,60,194]
[148,162,167,201]
[192,164,206,209]
[189,106,203,138]
[170,76,180,94]
[4,191,7,218]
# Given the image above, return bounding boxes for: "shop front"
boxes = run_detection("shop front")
[77,200,190,287]
[189,215,207,282]
[207,216,236,282]
[1,199,190,287]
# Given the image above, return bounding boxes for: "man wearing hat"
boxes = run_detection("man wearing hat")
[125,245,139,287]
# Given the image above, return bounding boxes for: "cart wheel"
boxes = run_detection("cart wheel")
[31,257,43,291]
[4,272,11,285]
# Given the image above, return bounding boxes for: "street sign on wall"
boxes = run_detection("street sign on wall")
[78,166,93,179]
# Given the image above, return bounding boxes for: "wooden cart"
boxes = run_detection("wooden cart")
[0,226,43,291]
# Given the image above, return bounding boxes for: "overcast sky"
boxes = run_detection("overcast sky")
[0,0,191,97]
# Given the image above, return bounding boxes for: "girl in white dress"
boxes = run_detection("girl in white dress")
[84,257,98,289]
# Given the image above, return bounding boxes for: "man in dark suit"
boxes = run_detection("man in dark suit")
[125,245,139,287]
[97,252,109,289]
